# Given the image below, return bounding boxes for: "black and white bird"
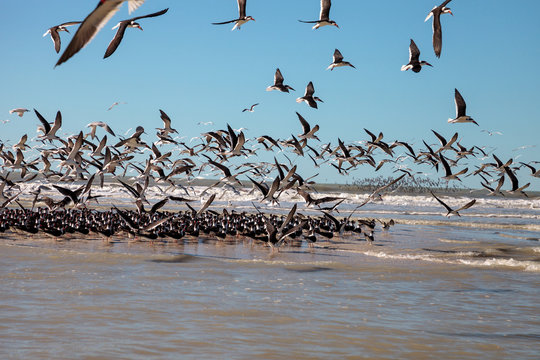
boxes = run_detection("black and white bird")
[327,49,355,71]
[212,0,255,31]
[448,88,478,125]
[266,68,295,93]
[401,39,432,73]
[299,0,339,29]
[56,0,146,67]
[296,82,323,109]
[425,0,453,58]
[104,8,168,59]
[43,21,82,53]
[242,103,259,112]
[431,191,476,217]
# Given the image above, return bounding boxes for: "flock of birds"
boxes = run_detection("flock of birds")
[2,0,538,251]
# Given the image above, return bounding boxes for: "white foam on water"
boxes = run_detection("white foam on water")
[360,250,540,272]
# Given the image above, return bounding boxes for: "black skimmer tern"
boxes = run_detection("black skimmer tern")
[43,21,82,53]
[296,82,323,109]
[425,0,453,58]
[212,0,255,31]
[56,0,146,67]
[104,8,168,58]
[242,103,259,112]
[401,39,432,73]
[296,112,320,141]
[431,191,476,217]
[299,0,339,29]
[327,49,355,71]
[35,109,62,142]
[266,68,295,93]
[448,88,477,125]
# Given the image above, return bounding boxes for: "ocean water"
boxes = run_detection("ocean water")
[1,184,539,359]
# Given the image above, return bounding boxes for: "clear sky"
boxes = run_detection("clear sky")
[1,1,539,190]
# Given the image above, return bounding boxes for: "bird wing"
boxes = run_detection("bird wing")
[60,21,83,27]
[504,166,519,191]
[333,49,343,63]
[101,122,116,136]
[432,11,443,58]
[159,109,172,129]
[320,0,331,21]
[274,68,284,86]
[456,199,476,213]
[454,88,467,118]
[104,21,129,58]
[305,81,315,96]
[129,7,168,21]
[238,0,246,19]
[431,191,453,213]
[34,109,51,134]
[50,28,62,53]
[440,0,453,7]
[57,0,128,66]
[296,112,311,135]
[212,19,238,25]
[150,198,168,214]
[197,193,216,216]
[50,111,62,134]
[409,39,420,62]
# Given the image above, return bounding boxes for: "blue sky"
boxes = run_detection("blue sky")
[1,1,539,190]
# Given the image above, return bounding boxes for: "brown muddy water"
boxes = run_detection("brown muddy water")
[1,223,539,359]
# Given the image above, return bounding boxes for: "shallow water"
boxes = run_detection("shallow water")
[1,221,539,359]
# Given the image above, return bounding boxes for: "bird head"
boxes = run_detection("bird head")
[130,21,143,30]
[421,61,433,67]
[443,8,453,15]
[331,21,340,29]
[246,16,255,22]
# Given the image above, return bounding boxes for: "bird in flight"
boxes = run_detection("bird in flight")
[242,103,259,113]
[56,0,146,67]
[212,0,255,31]
[299,0,339,29]
[401,39,432,73]
[448,88,477,125]
[107,101,127,110]
[104,8,169,59]
[431,191,476,217]
[43,21,82,53]
[9,108,29,117]
[327,49,355,71]
[425,0,453,58]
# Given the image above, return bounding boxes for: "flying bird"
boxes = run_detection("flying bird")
[86,121,116,139]
[9,108,29,117]
[448,88,477,125]
[104,8,169,59]
[401,39,432,73]
[242,103,259,112]
[56,0,146,67]
[299,0,339,29]
[327,49,355,71]
[107,101,127,110]
[425,0,453,58]
[296,82,323,109]
[431,191,476,217]
[266,68,295,93]
[43,21,82,53]
[212,0,255,31]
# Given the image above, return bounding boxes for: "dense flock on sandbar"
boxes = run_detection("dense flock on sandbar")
[3,0,538,251]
